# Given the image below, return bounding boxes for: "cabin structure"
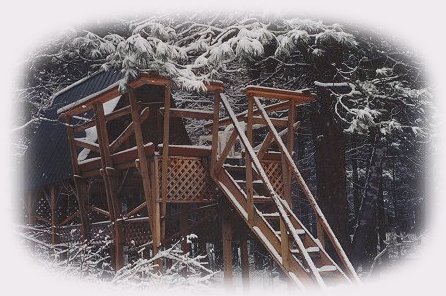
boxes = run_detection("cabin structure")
[22,70,359,289]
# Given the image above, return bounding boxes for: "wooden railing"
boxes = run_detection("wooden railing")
[214,93,326,286]
[253,97,360,282]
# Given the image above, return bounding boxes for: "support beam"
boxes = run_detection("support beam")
[73,176,90,240]
[222,213,233,284]
[160,83,172,246]
[240,227,250,289]
[94,103,124,270]
[50,186,59,245]
[128,87,159,256]
[210,93,220,177]
[246,96,254,223]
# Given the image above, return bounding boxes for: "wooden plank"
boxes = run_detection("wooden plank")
[109,107,150,153]
[214,130,238,175]
[205,100,303,129]
[254,122,300,154]
[160,107,213,120]
[205,80,224,93]
[73,138,100,153]
[158,144,211,157]
[124,202,147,219]
[109,122,135,153]
[73,119,96,133]
[245,85,316,102]
[80,143,155,173]
[105,105,131,122]
[256,131,275,160]
[58,74,168,117]
[90,206,109,217]
[73,106,131,133]
[245,116,289,127]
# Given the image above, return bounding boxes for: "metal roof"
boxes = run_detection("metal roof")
[24,70,124,190]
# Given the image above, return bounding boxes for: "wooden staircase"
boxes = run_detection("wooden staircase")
[210,90,360,289]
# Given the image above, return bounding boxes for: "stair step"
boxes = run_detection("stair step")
[274,228,305,237]
[317,265,338,272]
[235,179,264,185]
[290,246,320,257]
[224,164,260,178]
[253,195,272,203]
[261,212,280,218]
[306,246,320,253]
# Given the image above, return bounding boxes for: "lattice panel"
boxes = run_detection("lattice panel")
[35,194,51,224]
[261,160,285,198]
[158,157,219,202]
[124,219,150,246]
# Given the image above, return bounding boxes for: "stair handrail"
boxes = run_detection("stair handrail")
[253,97,360,283]
[217,94,326,287]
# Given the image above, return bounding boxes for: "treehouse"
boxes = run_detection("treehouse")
[23,70,359,289]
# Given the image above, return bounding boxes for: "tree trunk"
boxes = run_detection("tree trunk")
[350,135,361,227]
[351,135,385,267]
[311,87,350,255]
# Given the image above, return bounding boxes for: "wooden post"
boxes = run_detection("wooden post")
[210,92,221,177]
[240,227,250,288]
[73,176,90,240]
[222,212,233,285]
[128,88,159,256]
[66,118,90,241]
[25,191,36,225]
[160,83,171,248]
[246,95,254,223]
[281,98,295,207]
[280,218,290,270]
[94,102,124,270]
[180,205,190,254]
[316,220,326,249]
[50,186,59,245]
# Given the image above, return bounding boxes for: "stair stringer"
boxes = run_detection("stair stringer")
[214,169,315,288]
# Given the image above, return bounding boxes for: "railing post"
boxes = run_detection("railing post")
[281,98,295,206]
[222,210,233,285]
[210,92,220,177]
[246,95,254,223]
[280,217,290,270]
[160,81,171,249]
[240,226,250,289]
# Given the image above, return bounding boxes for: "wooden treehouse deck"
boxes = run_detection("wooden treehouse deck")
[27,73,359,289]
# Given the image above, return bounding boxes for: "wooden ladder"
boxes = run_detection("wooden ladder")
[210,92,360,289]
